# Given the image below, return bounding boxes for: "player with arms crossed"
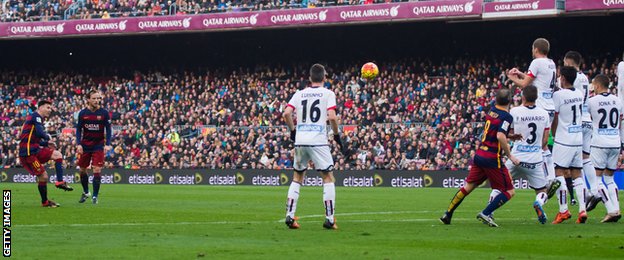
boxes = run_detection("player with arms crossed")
[551,66,588,224]
[76,90,112,204]
[282,64,344,230]
[507,38,560,196]
[19,100,73,207]
[492,85,552,224]
[440,88,520,227]
[586,74,622,222]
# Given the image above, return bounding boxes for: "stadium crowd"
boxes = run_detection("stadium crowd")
[1,0,410,23]
[0,56,622,171]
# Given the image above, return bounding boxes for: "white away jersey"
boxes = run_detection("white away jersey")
[618,61,624,104]
[287,86,337,146]
[588,93,622,148]
[510,105,550,163]
[527,58,557,111]
[553,88,584,146]
[573,72,591,122]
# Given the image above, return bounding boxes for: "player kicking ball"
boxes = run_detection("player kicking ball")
[440,89,520,227]
[282,64,345,230]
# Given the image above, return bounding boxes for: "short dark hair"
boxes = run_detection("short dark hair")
[37,100,52,108]
[532,38,550,55]
[495,88,511,106]
[87,89,100,98]
[564,51,582,67]
[522,85,538,103]
[560,66,577,86]
[592,74,610,89]
[309,64,326,83]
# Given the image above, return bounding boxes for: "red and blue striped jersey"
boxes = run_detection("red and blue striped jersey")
[76,108,112,152]
[18,112,50,157]
[474,106,513,168]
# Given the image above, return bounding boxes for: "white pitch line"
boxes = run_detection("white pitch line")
[15,210,521,228]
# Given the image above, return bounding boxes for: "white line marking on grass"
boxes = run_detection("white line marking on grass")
[15,210,520,228]
[16,217,528,228]
[286,210,437,221]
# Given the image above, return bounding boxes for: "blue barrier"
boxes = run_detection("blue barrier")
[615,171,624,189]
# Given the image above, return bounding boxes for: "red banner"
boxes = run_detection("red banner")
[483,0,559,18]
[0,1,482,39]
[566,0,624,11]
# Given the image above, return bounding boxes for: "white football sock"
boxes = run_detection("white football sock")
[489,189,501,203]
[596,181,616,214]
[604,175,620,214]
[573,177,587,212]
[535,191,547,206]
[543,150,556,181]
[286,182,301,218]
[323,182,336,221]
[582,158,598,195]
[555,176,568,213]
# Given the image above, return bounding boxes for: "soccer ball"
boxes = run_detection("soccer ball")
[361,62,379,80]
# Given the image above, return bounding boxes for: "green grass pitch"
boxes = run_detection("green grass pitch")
[4,183,624,259]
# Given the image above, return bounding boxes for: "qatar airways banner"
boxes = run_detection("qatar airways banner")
[566,0,624,12]
[0,0,482,38]
[483,0,559,18]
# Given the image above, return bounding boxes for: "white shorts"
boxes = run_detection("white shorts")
[590,147,620,171]
[582,122,592,154]
[293,145,334,172]
[552,143,583,169]
[505,160,548,190]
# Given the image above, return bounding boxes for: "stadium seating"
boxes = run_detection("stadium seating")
[0,56,621,170]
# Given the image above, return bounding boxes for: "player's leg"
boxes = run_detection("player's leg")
[478,167,514,227]
[526,164,549,224]
[543,146,556,182]
[320,170,337,230]
[310,146,337,229]
[571,167,588,223]
[582,125,598,197]
[91,150,105,204]
[77,152,92,203]
[602,170,621,222]
[285,147,308,229]
[23,155,59,207]
[440,165,483,224]
[601,149,621,222]
[588,148,615,213]
[486,160,517,220]
[47,149,73,191]
[564,170,577,206]
[552,167,572,224]
[543,147,560,199]
[551,144,572,223]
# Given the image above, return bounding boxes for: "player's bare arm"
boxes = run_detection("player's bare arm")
[282,106,296,141]
[508,69,534,88]
[551,113,559,137]
[507,128,523,142]
[498,132,519,165]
